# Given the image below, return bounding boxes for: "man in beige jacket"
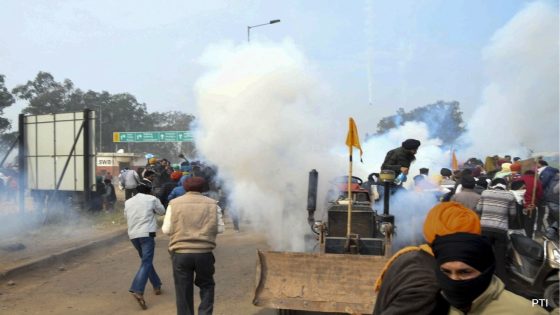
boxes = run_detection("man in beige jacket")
[162,176,224,315]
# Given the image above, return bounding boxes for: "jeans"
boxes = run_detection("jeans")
[129,237,162,294]
[172,252,215,315]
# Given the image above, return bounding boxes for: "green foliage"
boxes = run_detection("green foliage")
[375,100,466,147]
[0,74,15,133]
[10,71,197,158]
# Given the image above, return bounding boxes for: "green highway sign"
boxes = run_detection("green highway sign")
[113,131,194,143]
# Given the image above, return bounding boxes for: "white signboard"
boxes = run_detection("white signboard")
[96,157,113,166]
[25,111,96,191]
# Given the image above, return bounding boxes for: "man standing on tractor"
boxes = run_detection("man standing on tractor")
[381,139,421,181]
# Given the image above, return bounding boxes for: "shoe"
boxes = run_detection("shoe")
[131,292,147,310]
[153,287,162,295]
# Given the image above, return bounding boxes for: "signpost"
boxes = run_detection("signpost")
[113,131,194,143]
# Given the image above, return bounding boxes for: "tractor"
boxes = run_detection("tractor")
[253,169,398,314]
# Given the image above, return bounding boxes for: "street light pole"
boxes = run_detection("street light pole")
[247,19,281,42]
[99,105,102,152]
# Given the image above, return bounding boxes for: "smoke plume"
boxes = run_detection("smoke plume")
[463,1,559,157]
[193,39,345,251]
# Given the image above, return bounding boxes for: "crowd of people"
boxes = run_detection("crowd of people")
[110,155,236,314]
[369,139,559,243]
[119,155,227,314]
[371,139,558,314]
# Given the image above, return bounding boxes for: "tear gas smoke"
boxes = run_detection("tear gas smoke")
[361,121,449,248]
[360,121,452,180]
[193,40,347,251]
[462,1,559,157]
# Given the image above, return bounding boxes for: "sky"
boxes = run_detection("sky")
[1,0,549,136]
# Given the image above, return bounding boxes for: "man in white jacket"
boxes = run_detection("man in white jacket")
[124,182,166,310]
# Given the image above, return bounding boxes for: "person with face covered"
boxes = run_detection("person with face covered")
[373,202,481,315]
[432,232,548,314]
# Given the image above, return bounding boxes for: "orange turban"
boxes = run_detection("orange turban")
[423,202,481,244]
[170,171,183,181]
[510,162,522,173]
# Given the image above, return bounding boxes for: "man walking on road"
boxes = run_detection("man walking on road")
[124,182,166,310]
[163,176,225,315]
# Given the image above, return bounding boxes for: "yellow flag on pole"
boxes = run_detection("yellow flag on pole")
[346,117,363,162]
[451,150,458,170]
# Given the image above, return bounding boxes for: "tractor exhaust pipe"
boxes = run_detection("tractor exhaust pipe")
[307,169,318,226]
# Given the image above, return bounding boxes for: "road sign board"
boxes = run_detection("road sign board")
[112,131,194,142]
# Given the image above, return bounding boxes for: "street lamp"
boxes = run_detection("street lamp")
[247,19,281,42]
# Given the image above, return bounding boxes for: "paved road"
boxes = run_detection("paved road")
[0,227,276,315]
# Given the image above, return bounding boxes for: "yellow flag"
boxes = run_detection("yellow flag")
[346,117,363,161]
[451,150,458,170]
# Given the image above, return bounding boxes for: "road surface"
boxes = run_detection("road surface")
[0,226,276,315]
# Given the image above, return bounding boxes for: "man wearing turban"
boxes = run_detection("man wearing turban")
[432,232,548,314]
[162,176,225,315]
[381,139,421,179]
[373,202,481,314]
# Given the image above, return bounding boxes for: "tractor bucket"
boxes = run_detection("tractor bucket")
[253,250,388,314]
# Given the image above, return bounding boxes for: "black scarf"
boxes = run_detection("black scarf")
[435,264,495,312]
[432,233,496,312]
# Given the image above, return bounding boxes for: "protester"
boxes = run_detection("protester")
[160,171,183,208]
[538,160,559,231]
[124,182,166,310]
[119,167,141,200]
[103,178,117,212]
[475,177,517,283]
[162,176,225,315]
[521,170,544,238]
[432,232,548,314]
[168,174,190,203]
[450,175,480,211]
[373,202,481,314]
[380,139,421,179]
[494,163,512,181]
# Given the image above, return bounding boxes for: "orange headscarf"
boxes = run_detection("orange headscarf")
[423,201,481,244]
[375,202,481,292]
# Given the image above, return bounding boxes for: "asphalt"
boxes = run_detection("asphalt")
[0,228,128,281]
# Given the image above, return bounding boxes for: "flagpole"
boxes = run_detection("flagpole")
[347,141,353,238]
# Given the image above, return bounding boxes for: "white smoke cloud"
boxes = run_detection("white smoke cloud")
[360,121,452,180]
[193,39,347,251]
[463,1,559,157]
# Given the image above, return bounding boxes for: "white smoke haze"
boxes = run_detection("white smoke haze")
[193,39,348,251]
[360,121,452,181]
[463,1,559,158]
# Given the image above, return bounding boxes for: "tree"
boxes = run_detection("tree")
[12,72,75,115]
[374,100,466,147]
[0,74,15,134]
[12,71,197,159]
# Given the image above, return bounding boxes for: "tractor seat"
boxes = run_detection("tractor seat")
[510,233,544,262]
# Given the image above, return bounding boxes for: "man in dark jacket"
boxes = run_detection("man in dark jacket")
[381,139,421,178]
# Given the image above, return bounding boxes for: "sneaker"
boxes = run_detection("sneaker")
[131,292,147,310]
[154,287,162,295]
